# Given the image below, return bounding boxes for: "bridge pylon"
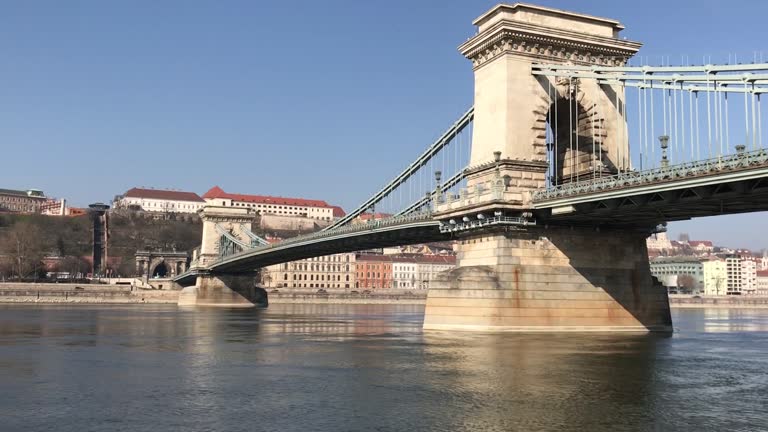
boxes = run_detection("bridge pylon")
[424,4,671,332]
[178,205,267,307]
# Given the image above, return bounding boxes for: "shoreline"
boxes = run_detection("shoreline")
[2,284,768,308]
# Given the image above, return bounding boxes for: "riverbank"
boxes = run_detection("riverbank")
[0,283,177,304]
[3,285,765,308]
[0,284,427,305]
[668,294,768,309]
[268,292,426,305]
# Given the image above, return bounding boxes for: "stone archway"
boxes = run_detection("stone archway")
[152,261,168,278]
[135,250,190,279]
[532,75,623,184]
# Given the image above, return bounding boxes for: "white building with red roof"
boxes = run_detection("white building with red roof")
[115,187,205,214]
[202,186,342,222]
[688,240,714,253]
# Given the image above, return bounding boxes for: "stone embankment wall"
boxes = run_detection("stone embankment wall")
[0,283,178,304]
[269,292,427,305]
[0,283,427,305]
[669,295,768,309]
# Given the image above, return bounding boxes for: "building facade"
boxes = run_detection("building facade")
[263,252,356,289]
[741,258,758,295]
[646,232,673,255]
[757,270,768,296]
[393,259,418,289]
[203,186,341,222]
[114,188,206,214]
[649,257,704,293]
[361,254,457,290]
[356,254,393,289]
[702,259,727,295]
[0,188,46,214]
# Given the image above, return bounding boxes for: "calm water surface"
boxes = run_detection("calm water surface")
[1,304,767,432]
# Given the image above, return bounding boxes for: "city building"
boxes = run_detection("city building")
[359,254,457,290]
[726,255,744,295]
[203,186,339,222]
[40,198,67,216]
[414,255,456,289]
[114,187,206,214]
[741,258,758,295]
[757,270,768,296]
[649,257,705,293]
[689,241,714,254]
[646,232,673,255]
[724,254,759,295]
[356,254,394,289]
[263,252,356,289]
[702,259,727,296]
[0,188,47,214]
[393,258,418,289]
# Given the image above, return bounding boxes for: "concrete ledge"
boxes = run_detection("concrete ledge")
[423,323,671,332]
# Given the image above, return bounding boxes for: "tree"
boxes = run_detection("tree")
[677,274,697,294]
[0,221,49,280]
[117,257,136,278]
[59,256,90,280]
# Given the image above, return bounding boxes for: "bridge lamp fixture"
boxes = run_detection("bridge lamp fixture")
[462,216,471,222]
[449,219,457,225]
[477,213,485,220]
[658,135,670,168]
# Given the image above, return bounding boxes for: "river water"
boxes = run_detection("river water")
[1,304,767,432]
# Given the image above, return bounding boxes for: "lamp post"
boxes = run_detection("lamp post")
[659,135,670,168]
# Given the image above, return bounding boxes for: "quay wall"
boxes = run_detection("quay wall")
[0,283,178,304]
[668,295,768,309]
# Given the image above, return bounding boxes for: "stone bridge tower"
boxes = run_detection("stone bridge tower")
[424,4,671,332]
[179,205,267,307]
[462,3,640,200]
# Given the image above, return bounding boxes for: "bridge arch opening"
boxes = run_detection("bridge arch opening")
[153,262,168,278]
[538,78,626,186]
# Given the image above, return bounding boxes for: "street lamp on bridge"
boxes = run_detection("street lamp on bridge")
[659,135,670,168]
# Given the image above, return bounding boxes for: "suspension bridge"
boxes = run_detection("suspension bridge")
[174,3,768,332]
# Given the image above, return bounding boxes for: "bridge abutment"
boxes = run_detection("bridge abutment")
[178,274,268,308]
[424,226,671,332]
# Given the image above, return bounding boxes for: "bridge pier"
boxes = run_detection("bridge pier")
[424,226,671,332]
[178,273,268,308]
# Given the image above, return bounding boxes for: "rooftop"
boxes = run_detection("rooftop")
[203,186,335,209]
[123,187,205,202]
[0,188,46,198]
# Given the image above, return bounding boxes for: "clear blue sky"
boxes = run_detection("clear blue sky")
[2,0,767,250]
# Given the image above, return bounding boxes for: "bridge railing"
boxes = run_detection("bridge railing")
[217,211,437,261]
[533,148,768,201]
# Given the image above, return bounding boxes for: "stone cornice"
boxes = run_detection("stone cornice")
[459,19,641,69]
[465,158,549,178]
[201,214,257,224]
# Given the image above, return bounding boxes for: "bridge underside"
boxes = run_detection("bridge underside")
[534,173,768,227]
[176,221,447,286]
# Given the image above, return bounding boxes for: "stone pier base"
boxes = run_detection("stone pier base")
[178,274,268,307]
[424,227,672,332]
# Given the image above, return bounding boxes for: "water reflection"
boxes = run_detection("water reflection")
[0,305,766,432]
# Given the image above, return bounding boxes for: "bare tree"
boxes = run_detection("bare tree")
[0,221,49,280]
[677,274,697,294]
